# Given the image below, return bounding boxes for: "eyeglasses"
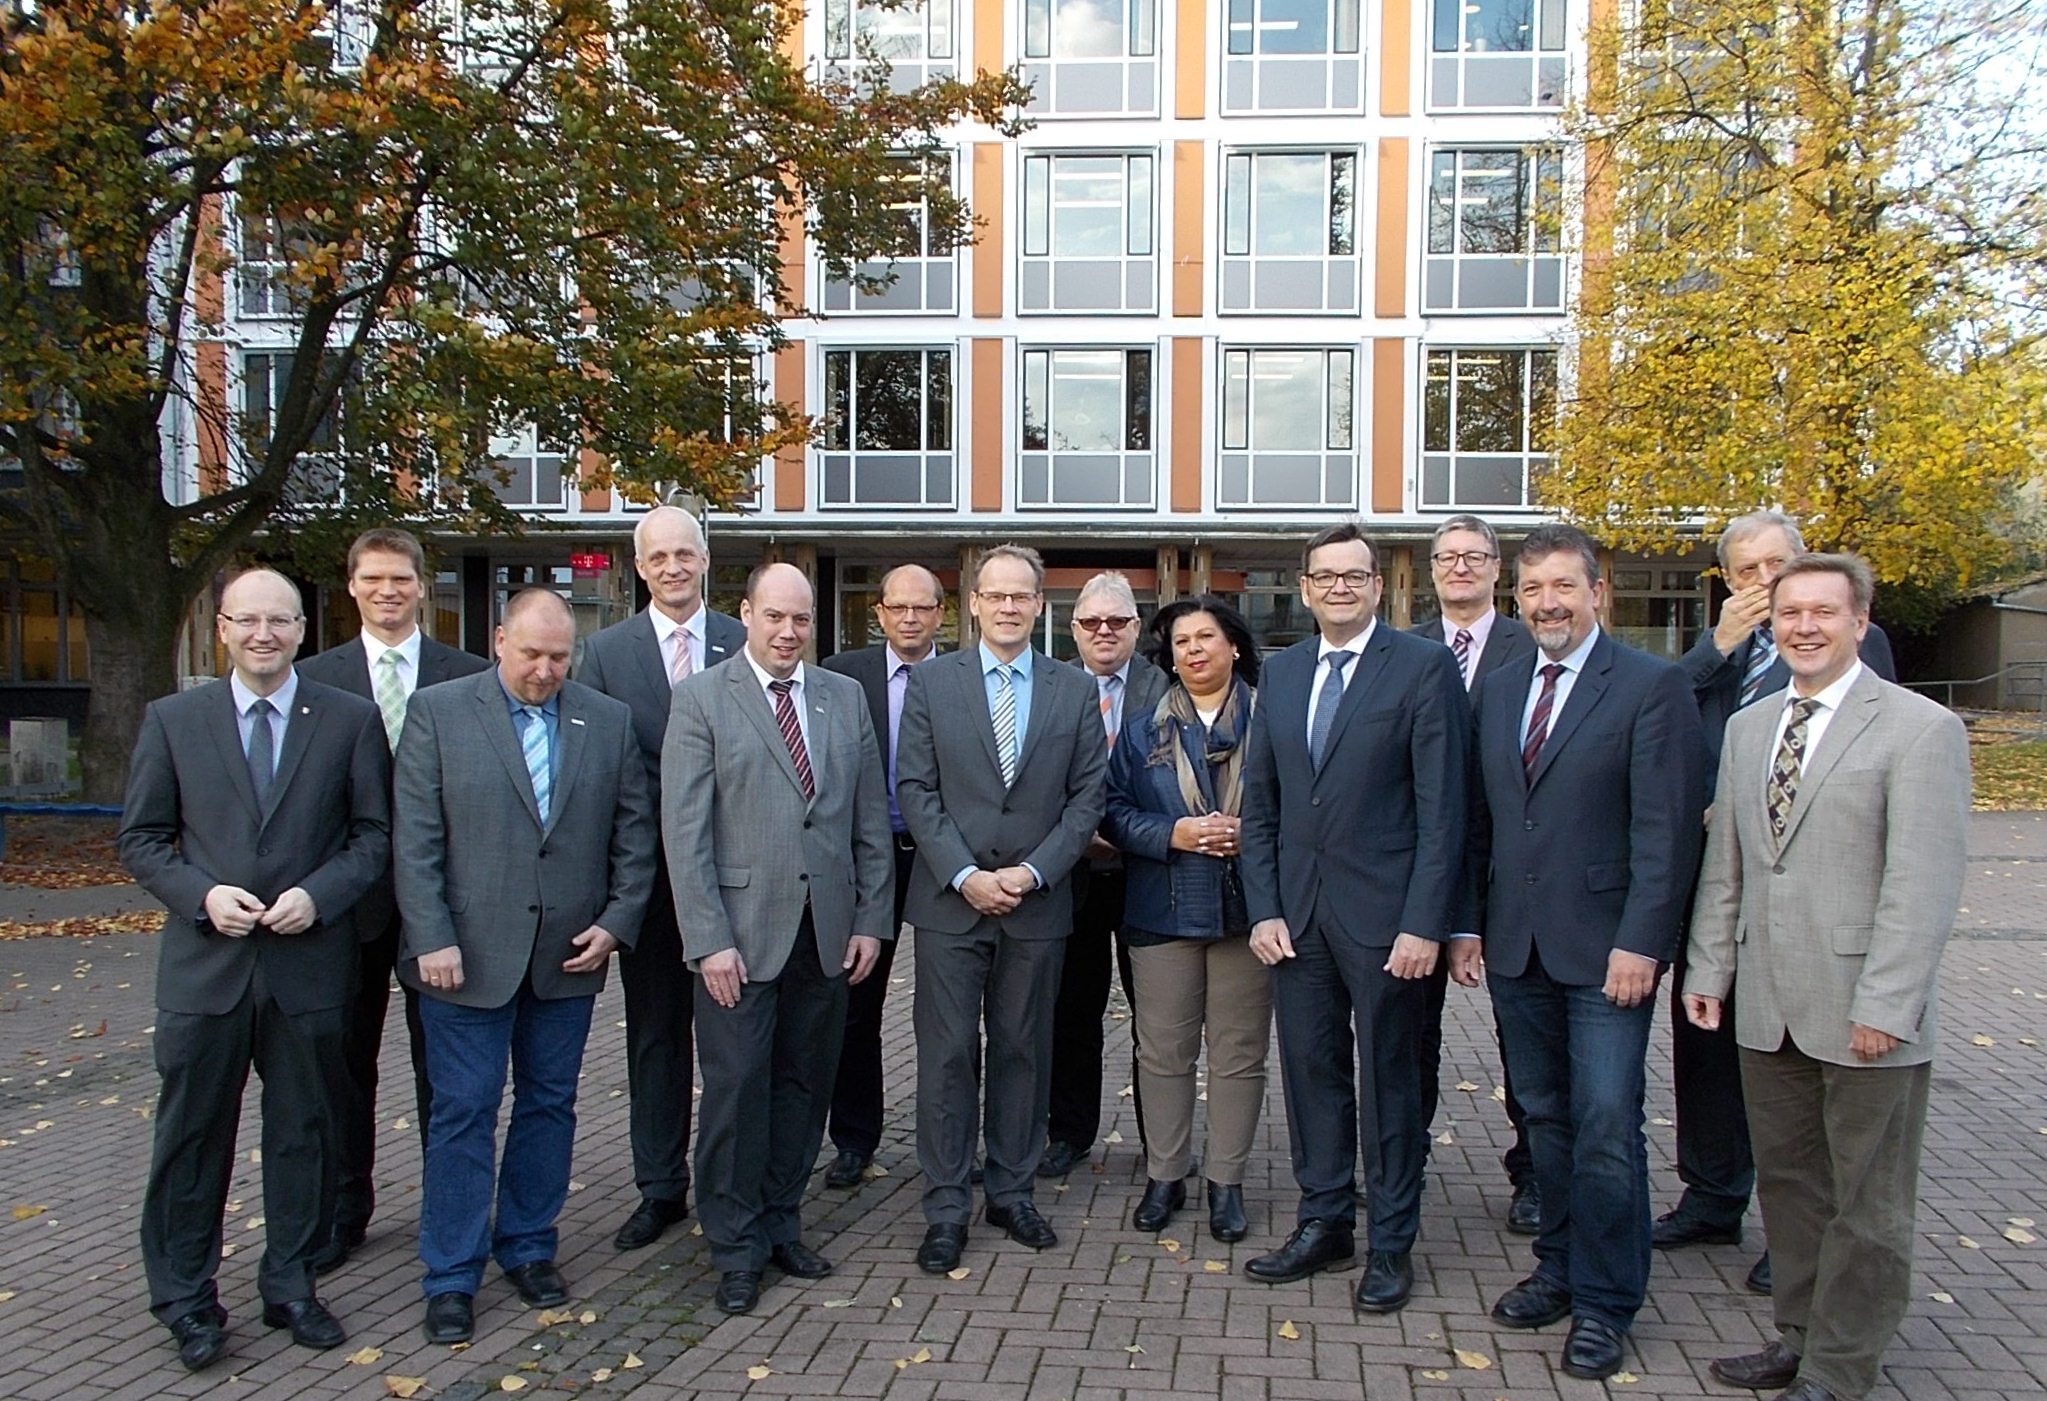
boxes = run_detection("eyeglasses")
[976,590,1038,607]
[1431,550,1498,570]
[218,613,304,632]
[1073,614,1136,633]
[1300,570,1377,592]
[876,602,941,617]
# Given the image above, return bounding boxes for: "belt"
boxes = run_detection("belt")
[894,832,917,852]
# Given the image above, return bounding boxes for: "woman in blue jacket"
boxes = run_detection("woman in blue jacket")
[1102,595,1269,1242]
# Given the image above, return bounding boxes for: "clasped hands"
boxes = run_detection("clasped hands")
[1171,811,1240,857]
[960,865,1037,917]
[203,883,317,937]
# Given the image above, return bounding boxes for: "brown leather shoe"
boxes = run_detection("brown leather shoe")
[1710,1339,1800,1391]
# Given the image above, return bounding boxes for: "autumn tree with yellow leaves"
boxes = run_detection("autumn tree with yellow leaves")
[0,0,1024,797]
[1547,0,2047,620]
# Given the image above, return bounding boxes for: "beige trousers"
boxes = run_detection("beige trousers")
[1128,936,1273,1184]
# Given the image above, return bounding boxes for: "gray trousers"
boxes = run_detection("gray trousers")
[1741,1039,1932,1400]
[1129,935,1272,1185]
[914,922,1065,1225]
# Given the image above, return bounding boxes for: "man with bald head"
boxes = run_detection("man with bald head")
[395,588,656,1343]
[576,505,746,1249]
[819,562,946,1187]
[664,563,893,1312]
[120,569,392,1370]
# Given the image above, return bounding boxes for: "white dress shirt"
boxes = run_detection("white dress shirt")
[1306,620,1377,745]
[1519,624,1601,746]
[1438,608,1499,691]
[360,627,423,700]
[1764,660,1864,785]
[651,605,707,683]
[743,652,811,756]
[230,668,298,756]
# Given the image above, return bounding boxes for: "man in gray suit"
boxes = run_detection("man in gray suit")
[663,563,893,1315]
[896,543,1110,1273]
[394,589,657,1345]
[120,569,391,1369]
[576,505,745,1251]
[1685,554,1968,1401]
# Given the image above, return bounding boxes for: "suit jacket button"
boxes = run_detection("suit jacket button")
[528,904,540,913]
[257,845,269,856]
[1523,820,1536,831]
[1311,797,1322,807]
[1525,873,1538,884]
[1772,864,1785,875]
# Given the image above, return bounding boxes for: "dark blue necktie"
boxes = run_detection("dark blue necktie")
[1308,651,1354,771]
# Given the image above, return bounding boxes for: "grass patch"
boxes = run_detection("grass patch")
[1971,739,2047,811]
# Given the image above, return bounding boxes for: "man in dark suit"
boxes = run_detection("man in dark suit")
[664,563,894,1314]
[1456,524,1709,1381]
[1663,511,1899,1295]
[1041,569,1171,1179]
[395,589,657,1344]
[1404,513,1539,1235]
[819,562,945,1188]
[296,527,488,1270]
[120,569,391,1370]
[895,543,1109,1274]
[1240,521,1471,1315]
[575,505,745,1251]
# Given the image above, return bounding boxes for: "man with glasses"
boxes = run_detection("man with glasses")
[1240,522,1471,1315]
[1405,515,1540,1236]
[1041,571,1170,1179]
[120,570,392,1369]
[818,563,948,1189]
[896,544,1109,1274]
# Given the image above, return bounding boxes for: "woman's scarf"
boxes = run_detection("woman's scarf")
[1146,673,1254,820]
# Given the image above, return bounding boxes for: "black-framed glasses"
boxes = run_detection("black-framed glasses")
[1430,550,1497,570]
[876,602,941,617]
[1073,614,1136,633]
[1300,570,1377,591]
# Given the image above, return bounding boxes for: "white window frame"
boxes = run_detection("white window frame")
[1018,346,1155,510]
[485,424,571,513]
[1219,149,1361,315]
[1424,146,1566,313]
[1217,347,1357,510]
[1420,346,1557,511]
[823,0,956,92]
[820,152,958,316]
[819,346,956,510]
[236,214,302,320]
[241,349,343,500]
[1221,0,1365,114]
[1428,0,1569,112]
[1019,151,1157,315]
[1021,0,1159,117]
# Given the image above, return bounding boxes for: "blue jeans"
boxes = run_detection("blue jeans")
[417,985,594,1298]
[1490,960,1655,1329]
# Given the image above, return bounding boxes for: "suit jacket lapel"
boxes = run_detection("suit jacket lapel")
[546,688,591,836]
[1528,635,1612,791]
[477,681,545,829]
[1011,650,1060,777]
[207,683,264,824]
[261,690,320,825]
[858,650,892,767]
[806,683,831,800]
[730,661,809,799]
[1316,626,1390,771]
[1776,671,1881,852]
[629,611,670,707]
[959,651,1005,777]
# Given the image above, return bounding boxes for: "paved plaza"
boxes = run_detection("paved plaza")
[3,812,2045,1401]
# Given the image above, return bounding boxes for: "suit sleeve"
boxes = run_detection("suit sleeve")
[895,665,977,884]
[116,705,217,921]
[393,691,458,959]
[1851,708,1969,1041]
[1860,623,1898,683]
[849,695,896,942]
[576,632,611,692]
[1614,663,1710,962]
[1019,679,1110,888]
[1458,676,1496,937]
[1102,723,1176,862]
[597,713,656,948]
[1683,732,1746,1002]
[294,707,392,923]
[1680,631,1740,695]
[661,683,737,963]
[1238,684,1283,926]
[1399,646,1473,941]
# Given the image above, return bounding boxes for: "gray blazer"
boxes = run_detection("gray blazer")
[577,606,745,800]
[393,669,658,1008]
[661,659,894,981]
[895,647,1110,938]
[1686,667,1969,1067]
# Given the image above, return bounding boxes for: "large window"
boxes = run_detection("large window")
[1222,0,1364,113]
[1430,0,1567,110]
[1020,152,1156,314]
[1425,148,1565,312]
[237,215,306,319]
[1022,0,1157,116]
[1421,347,1556,509]
[1019,347,1153,509]
[821,153,957,315]
[242,351,340,503]
[3,558,89,686]
[824,0,955,92]
[820,348,955,508]
[1220,150,1360,314]
[1218,347,1356,508]
[484,425,570,512]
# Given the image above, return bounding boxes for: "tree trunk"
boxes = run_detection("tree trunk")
[79,597,188,804]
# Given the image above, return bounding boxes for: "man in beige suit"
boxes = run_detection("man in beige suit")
[1684,553,1968,1401]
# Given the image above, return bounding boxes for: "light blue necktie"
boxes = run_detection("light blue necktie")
[520,705,551,823]
[1308,651,1354,772]
[991,666,1019,787]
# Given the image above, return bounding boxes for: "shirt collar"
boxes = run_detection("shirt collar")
[1085,657,1132,687]
[360,627,422,672]
[1317,618,1376,663]
[497,674,560,717]
[979,641,1033,679]
[231,667,299,717]
[1788,659,1863,715]
[1441,608,1496,649]
[744,651,806,693]
[1538,623,1601,677]
[649,605,704,646]
[886,642,935,675]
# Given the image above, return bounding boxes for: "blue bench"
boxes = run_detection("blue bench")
[0,802,123,865]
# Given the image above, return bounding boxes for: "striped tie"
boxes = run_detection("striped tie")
[520,705,551,824]
[1521,663,1565,781]
[1766,698,1818,843]
[1098,673,1122,748]
[1738,625,1777,707]
[1452,628,1474,688]
[769,679,815,800]
[670,631,694,686]
[373,650,406,750]
[991,665,1019,786]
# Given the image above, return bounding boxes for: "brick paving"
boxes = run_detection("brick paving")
[3,813,2045,1400]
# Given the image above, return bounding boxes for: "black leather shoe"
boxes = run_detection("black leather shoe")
[1208,1182,1247,1243]
[1652,1208,1742,1249]
[1506,1181,1542,1236]
[715,1271,762,1315]
[918,1224,967,1274]
[613,1196,688,1251]
[1244,1219,1355,1283]
[824,1151,870,1189]
[770,1241,835,1279]
[262,1297,346,1350]
[1490,1274,1573,1329]
[1561,1316,1629,1380]
[1353,1251,1413,1313]
[1746,1251,1773,1295]
[422,1292,474,1345]
[1767,1381,1845,1401]
[504,1260,569,1308]
[312,1218,367,1275]
[1037,1140,1086,1178]
[1710,1339,1801,1390]
[168,1308,229,1371]
[985,1199,1058,1250]
[969,1160,984,1185]
[1132,1178,1185,1232]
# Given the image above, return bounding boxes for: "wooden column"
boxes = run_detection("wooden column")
[957,543,983,649]
[1389,544,1415,629]
[1155,545,1181,607]
[1191,543,1214,598]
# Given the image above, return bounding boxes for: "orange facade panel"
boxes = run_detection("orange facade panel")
[971,338,1004,512]
[1379,0,1411,116]
[773,341,806,511]
[579,448,609,512]
[1170,337,1202,513]
[1172,141,1204,318]
[1375,138,1409,319]
[196,341,228,494]
[974,0,1003,75]
[972,143,1005,318]
[1371,339,1405,513]
[1176,0,1206,118]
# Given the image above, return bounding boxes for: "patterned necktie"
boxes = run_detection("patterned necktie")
[1099,673,1122,748]
[521,705,551,824]
[1766,697,1819,843]
[1521,663,1566,781]
[246,697,276,800]
[670,629,694,686]
[769,679,815,799]
[1452,628,1474,689]
[1308,650,1354,772]
[991,665,1019,786]
[1738,625,1777,707]
[373,650,406,750]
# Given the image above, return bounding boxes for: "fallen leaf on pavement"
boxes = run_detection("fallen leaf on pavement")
[1930,1291,1955,1303]
[1420,1369,1450,1381]
[622,1353,643,1370]
[590,1368,613,1382]
[1454,1081,1480,1092]
[1276,1320,1300,1340]
[2005,1226,2036,1244]
[1971,1034,1996,1047]
[1612,1371,1640,1384]
[1203,1260,1227,1273]
[2011,1217,2036,1228]
[500,1378,527,1392]
[746,1365,771,1380]
[1454,1349,1492,1370]
[822,1299,854,1309]
[537,1309,576,1327]
[10,1205,46,1221]
[1158,1238,1180,1253]
[580,1310,598,1324]
[347,1346,384,1365]
[382,1378,427,1398]
[1957,1236,1980,1248]
[946,1267,970,1280]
